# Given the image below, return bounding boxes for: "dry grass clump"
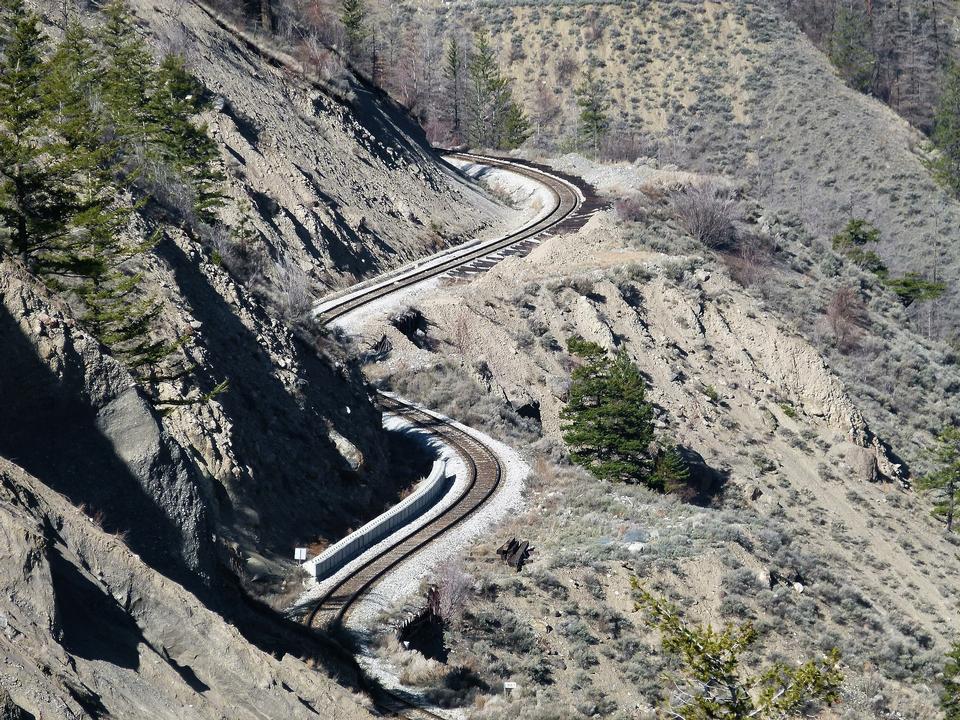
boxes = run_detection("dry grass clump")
[376,635,449,686]
[613,194,647,223]
[273,258,316,323]
[670,181,737,249]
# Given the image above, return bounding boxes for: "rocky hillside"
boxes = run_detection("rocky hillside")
[0,1,507,714]
[7,0,507,582]
[90,0,503,291]
[0,456,378,719]
[355,157,960,717]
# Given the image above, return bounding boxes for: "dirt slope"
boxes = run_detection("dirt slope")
[352,159,959,717]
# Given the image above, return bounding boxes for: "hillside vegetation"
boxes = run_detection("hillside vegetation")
[360,156,960,718]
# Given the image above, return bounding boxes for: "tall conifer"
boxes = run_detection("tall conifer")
[0,2,89,276]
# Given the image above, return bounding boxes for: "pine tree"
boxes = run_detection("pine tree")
[932,62,960,195]
[148,54,225,221]
[575,65,610,156]
[444,37,463,141]
[560,339,656,485]
[501,100,531,150]
[634,582,843,718]
[652,443,690,493]
[467,32,512,149]
[44,22,111,161]
[0,0,26,51]
[943,642,960,720]
[884,272,946,307]
[0,1,90,277]
[340,0,366,59]
[99,0,154,142]
[919,424,960,533]
[830,5,875,93]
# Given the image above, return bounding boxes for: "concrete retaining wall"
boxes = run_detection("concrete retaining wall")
[304,459,449,580]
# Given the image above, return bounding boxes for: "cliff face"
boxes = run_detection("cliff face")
[0,456,376,720]
[0,264,214,588]
[124,0,504,290]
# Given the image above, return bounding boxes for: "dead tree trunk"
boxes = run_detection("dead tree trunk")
[259,0,273,33]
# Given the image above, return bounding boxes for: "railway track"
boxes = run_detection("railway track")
[316,153,598,325]
[305,154,597,718]
[306,395,501,628]
[307,155,590,628]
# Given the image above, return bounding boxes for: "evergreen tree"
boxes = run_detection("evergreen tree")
[831,218,888,277]
[147,54,225,221]
[340,0,366,59]
[652,443,690,493]
[932,62,960,195]
[560,339,656,485]
[884,272,946,307]
[444,37,463,141]
[634,582,843,718]
[943,642,960,720]
[575,65,610,156]
[43,21,105,155]
[918,424,960,533]
[99,0,154,142]
[467,31,513,149]
[0,1,90,277]
[501,100,530,150]
[830,5,875,93]
[0,0,26,51]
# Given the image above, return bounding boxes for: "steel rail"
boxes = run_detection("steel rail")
[306,156,583,628]
[306,396,500,627]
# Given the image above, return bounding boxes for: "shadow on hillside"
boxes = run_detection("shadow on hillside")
[676,446,729,507]
[50,547,144,670]
[0,308,199,587]
[156,238,356,551]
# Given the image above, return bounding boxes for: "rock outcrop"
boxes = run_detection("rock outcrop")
[0,264,214,588]
[0,457,374,719]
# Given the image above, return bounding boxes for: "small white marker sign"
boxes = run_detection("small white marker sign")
[294,547,308,561]
[504,681,518,693]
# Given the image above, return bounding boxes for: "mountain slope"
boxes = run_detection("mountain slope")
[0,456,377,719]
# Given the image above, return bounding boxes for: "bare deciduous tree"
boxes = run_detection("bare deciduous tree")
[275,258,316,323]
[826,285,867,352]
[670,181,737,248]
[434,560,473,623]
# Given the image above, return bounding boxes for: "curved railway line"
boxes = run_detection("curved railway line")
[306,154,599,718]
[316,153,600,325]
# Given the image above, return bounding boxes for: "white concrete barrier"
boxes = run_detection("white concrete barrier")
[303,459,449,580]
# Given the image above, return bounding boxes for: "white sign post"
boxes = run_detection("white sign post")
[294,547,308,562]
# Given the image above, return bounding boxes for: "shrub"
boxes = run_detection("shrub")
[274,258,315,323]
[826,285,867,353]
[670,181,736,248]
[614,194,646,222]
